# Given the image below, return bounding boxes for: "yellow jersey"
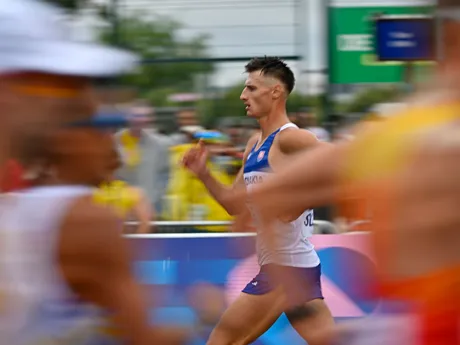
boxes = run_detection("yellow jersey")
[93,180,140,218]
[163,144,234,231]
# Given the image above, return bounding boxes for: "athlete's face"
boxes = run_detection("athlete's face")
[0,73,97,162]
[49,128,116,186]
[240,71,276,118]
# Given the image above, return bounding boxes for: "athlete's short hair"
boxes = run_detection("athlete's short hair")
[244,56,295,94]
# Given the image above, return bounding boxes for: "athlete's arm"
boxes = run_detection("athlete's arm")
[265,128,333,220]
[184,134,259,215]
[58,196,188,345]
[130,187,153,234]
[250,142,346,221]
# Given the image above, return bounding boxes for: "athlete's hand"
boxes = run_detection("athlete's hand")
[181,140,209,179]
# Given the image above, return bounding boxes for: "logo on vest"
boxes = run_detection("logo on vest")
[244,175,263,186]
[257,151,265,162]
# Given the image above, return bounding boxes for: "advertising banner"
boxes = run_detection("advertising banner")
[374,16,434,61]
[131,233,374,345]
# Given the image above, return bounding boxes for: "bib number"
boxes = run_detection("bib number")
[304,213,313,227]
[301,211,314,241]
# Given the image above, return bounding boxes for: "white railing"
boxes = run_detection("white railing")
[124,219,340,235]
[125,220,336,227]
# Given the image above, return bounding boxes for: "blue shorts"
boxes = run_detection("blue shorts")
[242,264,323,303]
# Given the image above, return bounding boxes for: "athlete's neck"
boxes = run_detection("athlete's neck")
[258,110,290,142]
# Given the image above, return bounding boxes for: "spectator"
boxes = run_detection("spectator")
[94,145,154,234]
[163,131,234,231]
[176,107,200,127]
[114,104,175,214]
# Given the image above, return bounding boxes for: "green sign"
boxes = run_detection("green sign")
[328,5,433,84]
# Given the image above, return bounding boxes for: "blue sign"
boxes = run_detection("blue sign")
[130,234,377,345]
[375,17,434,61]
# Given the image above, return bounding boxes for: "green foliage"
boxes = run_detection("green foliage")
[286,92,321,114]
[99,14,214,96]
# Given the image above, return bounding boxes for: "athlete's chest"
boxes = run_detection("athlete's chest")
[244,133,284,174]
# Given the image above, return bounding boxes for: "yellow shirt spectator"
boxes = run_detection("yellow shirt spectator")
[163,143,234,231]
[94,179,153,233]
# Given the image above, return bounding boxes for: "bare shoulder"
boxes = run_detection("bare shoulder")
[59,195,123,260]
[277,127,320,154]
[63,195,120,231]
[58,195,129,302]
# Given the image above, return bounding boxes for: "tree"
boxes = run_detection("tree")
[342,86,403,113]
[43,0,90,11]
[99,14,215,95]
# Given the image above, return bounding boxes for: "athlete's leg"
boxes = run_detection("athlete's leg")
[206,265,289,345]
[282,263,334,345]
[206,289,285,345]
[286,298,335,345]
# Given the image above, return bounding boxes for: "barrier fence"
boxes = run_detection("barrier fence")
[125,220,340,234]
[125,232,373,345]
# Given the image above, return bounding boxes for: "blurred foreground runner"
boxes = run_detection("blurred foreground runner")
[0,1,187,344]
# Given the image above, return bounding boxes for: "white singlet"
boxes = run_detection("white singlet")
[0,186,121,345]
[243,123,320,268]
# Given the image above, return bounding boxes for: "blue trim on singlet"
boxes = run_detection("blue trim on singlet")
[243,128,281,174]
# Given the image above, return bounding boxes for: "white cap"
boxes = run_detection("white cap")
[0,0,138,77]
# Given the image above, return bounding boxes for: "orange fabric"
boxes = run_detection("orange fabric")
[3,72,88,98]
[336,183,371,232]
[379,266,460,345]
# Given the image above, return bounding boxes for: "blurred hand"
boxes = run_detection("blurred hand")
[181,139,209,178]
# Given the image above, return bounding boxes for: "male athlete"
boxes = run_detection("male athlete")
[0,1,187,344]
[182,56,334,345]
[247,3,460,344]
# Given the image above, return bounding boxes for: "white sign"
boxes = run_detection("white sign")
[337,34,373,52]
[387,32,417,48]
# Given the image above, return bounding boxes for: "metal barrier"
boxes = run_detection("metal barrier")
[124,220,339,234]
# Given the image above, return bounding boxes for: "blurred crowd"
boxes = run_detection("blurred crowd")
[98,101,382,234]
[2,97,395,234]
